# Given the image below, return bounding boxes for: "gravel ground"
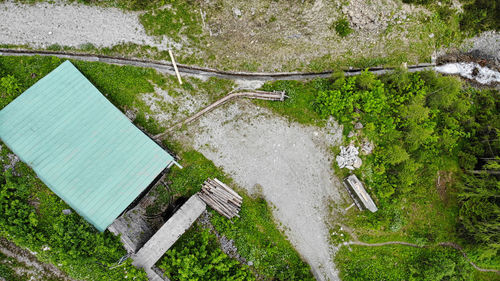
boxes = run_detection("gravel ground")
[464,31,500,65]
[176,100,345,281]
[0,1,176,50]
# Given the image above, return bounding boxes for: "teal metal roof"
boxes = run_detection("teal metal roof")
[0,61,174,232]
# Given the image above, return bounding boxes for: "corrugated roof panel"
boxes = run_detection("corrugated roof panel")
[0,61,174,231]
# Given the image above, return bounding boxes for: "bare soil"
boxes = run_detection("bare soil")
[175,100,347,281]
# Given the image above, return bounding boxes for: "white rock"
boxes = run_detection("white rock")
[232,7,242,17]
[353,157,362,169]
[336,145,362,169]
[354,122,364,129]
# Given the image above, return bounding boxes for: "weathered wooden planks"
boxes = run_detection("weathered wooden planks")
[197,178,242,219]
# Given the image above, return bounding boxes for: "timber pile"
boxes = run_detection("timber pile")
[197,178,242,219]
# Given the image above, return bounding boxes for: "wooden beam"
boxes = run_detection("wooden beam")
[169,50,182,85]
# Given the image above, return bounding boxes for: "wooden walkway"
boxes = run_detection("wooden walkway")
[132,195,206,280]
[154,90,286,140]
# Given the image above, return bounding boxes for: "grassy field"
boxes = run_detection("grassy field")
[0,55,314,280]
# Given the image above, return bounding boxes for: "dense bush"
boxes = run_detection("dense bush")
[313,70,499,274]
[158,225,255,281]
[314,70,470,206]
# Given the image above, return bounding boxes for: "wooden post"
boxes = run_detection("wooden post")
[169,50,182,85]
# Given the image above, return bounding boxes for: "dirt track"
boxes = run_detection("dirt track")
[176,100,345,281]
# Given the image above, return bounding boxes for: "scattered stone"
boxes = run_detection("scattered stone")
[361,139,374,155]
[347,131,356,138]
[2,153,20,174]
[336,145,362,169]
[42,246,51,251]
[125,109,137,121]
[353,157,362,169]
[62,209,72,215]
[354,122,364,130]
[232,7,242,17]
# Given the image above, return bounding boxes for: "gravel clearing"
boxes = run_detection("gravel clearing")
[465,31,500,64]
[176,100,345,281]
[0,1,175,50]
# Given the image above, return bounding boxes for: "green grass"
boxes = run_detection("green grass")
[334,244,498,281]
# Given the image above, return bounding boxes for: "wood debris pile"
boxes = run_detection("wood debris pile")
[197,178,242,219]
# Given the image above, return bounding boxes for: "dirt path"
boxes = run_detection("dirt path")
[0,237,75,280]
[342,240,500,274]
[0,1,174,50]
[176,100,344,281]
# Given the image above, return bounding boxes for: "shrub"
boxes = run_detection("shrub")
[333,18,353,37]
[0,75,20,110]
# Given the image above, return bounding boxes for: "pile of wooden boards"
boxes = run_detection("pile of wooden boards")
[197,178,242,219]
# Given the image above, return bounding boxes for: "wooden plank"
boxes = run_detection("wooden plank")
[213,178,242,200]
[198,192,235,218]
[198,193,231,218]
[203,184,241,204]
[169,50,182,85]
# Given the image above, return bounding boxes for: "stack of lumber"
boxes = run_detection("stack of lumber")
[197,178,242,219]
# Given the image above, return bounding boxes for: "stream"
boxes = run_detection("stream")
[435,62,500,85]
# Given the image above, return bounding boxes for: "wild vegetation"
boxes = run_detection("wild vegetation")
[157,224,254,281]
[261,70,499,280]
[403,0,499,35]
